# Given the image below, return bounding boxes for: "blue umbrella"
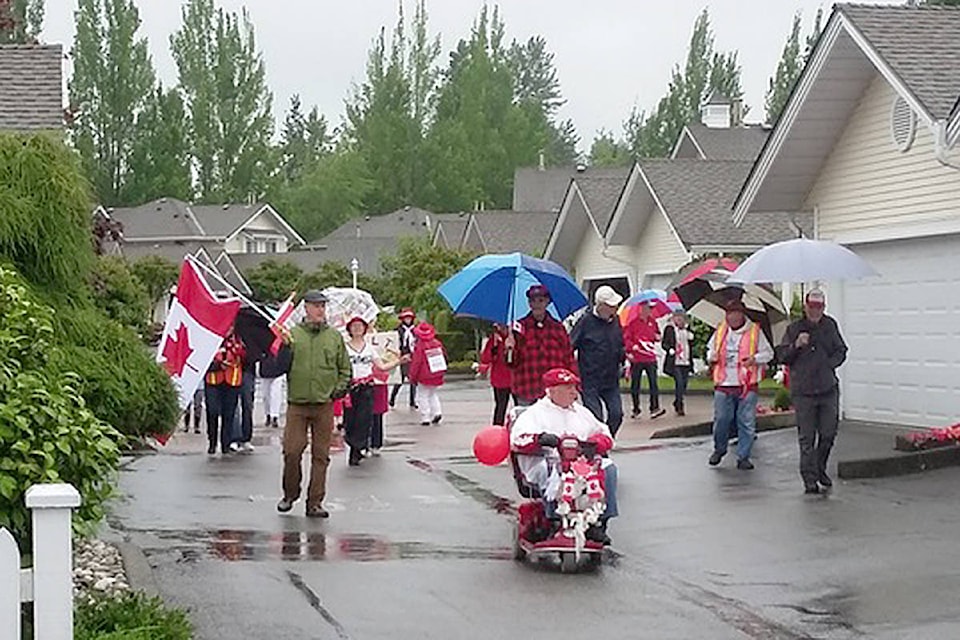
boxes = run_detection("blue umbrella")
[438,253,588,324]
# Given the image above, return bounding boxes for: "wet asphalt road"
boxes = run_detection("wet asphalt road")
[112,427,960,640]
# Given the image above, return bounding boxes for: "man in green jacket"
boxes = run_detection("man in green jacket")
[277,290,351,518]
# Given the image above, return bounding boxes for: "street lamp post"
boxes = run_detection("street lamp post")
[350,258,359,289]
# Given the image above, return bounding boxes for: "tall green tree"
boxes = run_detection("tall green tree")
[624,9,743,158]
[70,0,155,205]
[121,85,192,203]
[279,94,330,184]
[171,0,274,202]
[765,10,823,125]
[589,129,632,167]
[0,0,43,43]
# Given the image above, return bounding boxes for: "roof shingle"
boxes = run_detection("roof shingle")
[839,3,960,120]
[682,123,770,162]
[639,159,809,248]
[574,168,631,233]
[470,210,557,256]
[0,45,63,131]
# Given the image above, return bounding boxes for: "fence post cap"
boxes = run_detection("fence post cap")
[25,484,81,509]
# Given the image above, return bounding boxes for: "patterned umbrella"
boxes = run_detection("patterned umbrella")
[672,264,788,345]
[617,289,672,326]
[321,287,380,337]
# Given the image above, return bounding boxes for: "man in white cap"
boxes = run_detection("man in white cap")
[776,289,848,494]
[570,285,626,436]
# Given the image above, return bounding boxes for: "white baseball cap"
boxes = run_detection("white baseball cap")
[594,285,623,307]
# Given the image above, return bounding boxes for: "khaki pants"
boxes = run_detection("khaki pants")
[282,403,334,509]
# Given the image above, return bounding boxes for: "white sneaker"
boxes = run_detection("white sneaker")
[371,448,382,457]
[241,442,255,454]
[228,442,241,453]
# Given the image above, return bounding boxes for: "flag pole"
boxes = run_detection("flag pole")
[184,254,276,324]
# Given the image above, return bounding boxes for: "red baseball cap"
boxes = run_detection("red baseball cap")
[398,307,415,319]
[805,290,826,307]
[543,368,580,388]
[526,284,551,299]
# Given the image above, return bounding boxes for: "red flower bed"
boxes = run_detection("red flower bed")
[895,424,960,452]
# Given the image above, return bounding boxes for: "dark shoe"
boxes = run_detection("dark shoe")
[804,485,821,495]
[676,408,685,417]
[708,451,724,466]
[586,526,612,546]
[818,473,833,488]
[651,408,666,419]
[420,421,430,426]
[630,408,640,419]
[306,506,330,518]
[194,428,201,434]
[277,498,294,513]
[431,415,442,425]
[737,459,755,470]
[207,444,216,455]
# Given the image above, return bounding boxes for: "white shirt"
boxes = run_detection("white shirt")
[706,321,774,387]
[510,396,612,481]
[346,341,375,380]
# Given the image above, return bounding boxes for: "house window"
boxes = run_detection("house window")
[245,240,256,253]
[266,240,278,253]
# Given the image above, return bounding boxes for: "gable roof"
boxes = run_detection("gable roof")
[673,123,770,161]
[470,210,558,256]
[323,206,436,241]
[573,167,632,233]
[637,159,807,250]
[0,45,63,131]
[512,167,576,212]
[840,3,960,123]
[430,212,471,248]
[735,3,960,223]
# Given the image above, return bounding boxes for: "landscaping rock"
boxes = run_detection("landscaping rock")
[74,539,130,601]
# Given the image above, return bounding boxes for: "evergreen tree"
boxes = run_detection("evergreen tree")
[765,10,823,125]
[279,94,329,184]
[0,0,43,43]
[625,9,743,158]
[171,0,274,202]
[121,85,192,204]
[69,0,155,205]
[589,129,632,167]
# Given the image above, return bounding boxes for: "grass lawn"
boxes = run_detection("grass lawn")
[620,375,784,394]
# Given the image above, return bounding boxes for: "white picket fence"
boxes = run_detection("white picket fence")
[1,484,81,640]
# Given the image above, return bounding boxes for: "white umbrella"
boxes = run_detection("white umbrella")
[727,238,878,284]
[321,287,380,337]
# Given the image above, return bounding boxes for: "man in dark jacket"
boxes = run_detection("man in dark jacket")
[570,286,626,436]
[776,289,848,494]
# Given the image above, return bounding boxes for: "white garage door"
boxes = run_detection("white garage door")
[838,234,960,427]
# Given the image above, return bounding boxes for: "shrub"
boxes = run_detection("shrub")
[130,255,179,308]
[773,387,792,411]
[75,592,192,640]
[0,265,121,550]
[52,307,179,438]
[244,258,304,303]
[90,256,152,335]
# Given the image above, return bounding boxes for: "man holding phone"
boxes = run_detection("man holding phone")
[776,289,848,494]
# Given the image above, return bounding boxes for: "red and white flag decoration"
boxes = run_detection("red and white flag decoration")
[268,291,299,355]
[157,259,241,409]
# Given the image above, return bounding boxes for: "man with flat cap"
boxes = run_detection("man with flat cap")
[706,297,774,470]
[776,289,848,494]
[276,290,351,518]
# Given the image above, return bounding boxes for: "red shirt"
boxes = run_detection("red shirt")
[479,333,512,390]
[624,316,659,364]
[409,337,447,387]
[508,313,577,402]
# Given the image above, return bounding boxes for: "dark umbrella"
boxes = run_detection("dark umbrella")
[233,305,276,364]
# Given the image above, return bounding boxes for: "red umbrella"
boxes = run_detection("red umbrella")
[673,258,740,287]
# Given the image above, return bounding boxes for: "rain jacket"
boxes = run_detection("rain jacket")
[286,322,351,404]
[408,323,447,387]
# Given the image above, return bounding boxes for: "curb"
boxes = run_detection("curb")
[649,412,795,439]
[115,541,161,598]
[838,444,960,480]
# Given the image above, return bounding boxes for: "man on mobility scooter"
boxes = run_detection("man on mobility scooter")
[509,368,619,560]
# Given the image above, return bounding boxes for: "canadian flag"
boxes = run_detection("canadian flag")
[156,259,241,409]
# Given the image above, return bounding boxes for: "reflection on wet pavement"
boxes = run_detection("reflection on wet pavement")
[139,528,512,563]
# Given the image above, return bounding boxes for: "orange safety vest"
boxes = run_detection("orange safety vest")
[712,321,762,389]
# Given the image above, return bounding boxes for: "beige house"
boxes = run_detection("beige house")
[733,4,960,427]
[545,107,803,300]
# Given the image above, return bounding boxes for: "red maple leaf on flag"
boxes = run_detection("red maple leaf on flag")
[161,323,195,377]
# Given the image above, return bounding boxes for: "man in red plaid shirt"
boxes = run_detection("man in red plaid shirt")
[505,285,578,405]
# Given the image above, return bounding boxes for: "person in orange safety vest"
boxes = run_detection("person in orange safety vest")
[705,298,773,471]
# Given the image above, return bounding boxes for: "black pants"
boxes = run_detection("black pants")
[369,413,384,449]
[581,384,625,437]
[630,362,660,413]
[794,388,840,487]
[672,365,691,411]
[344,385,374,462]
[204,384,239,453]
[492,387,511,426]
[390,363,417,407]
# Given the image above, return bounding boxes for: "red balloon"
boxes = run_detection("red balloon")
[473,425,510,466]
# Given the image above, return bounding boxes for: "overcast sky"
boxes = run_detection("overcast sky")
[41,0,903,151]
